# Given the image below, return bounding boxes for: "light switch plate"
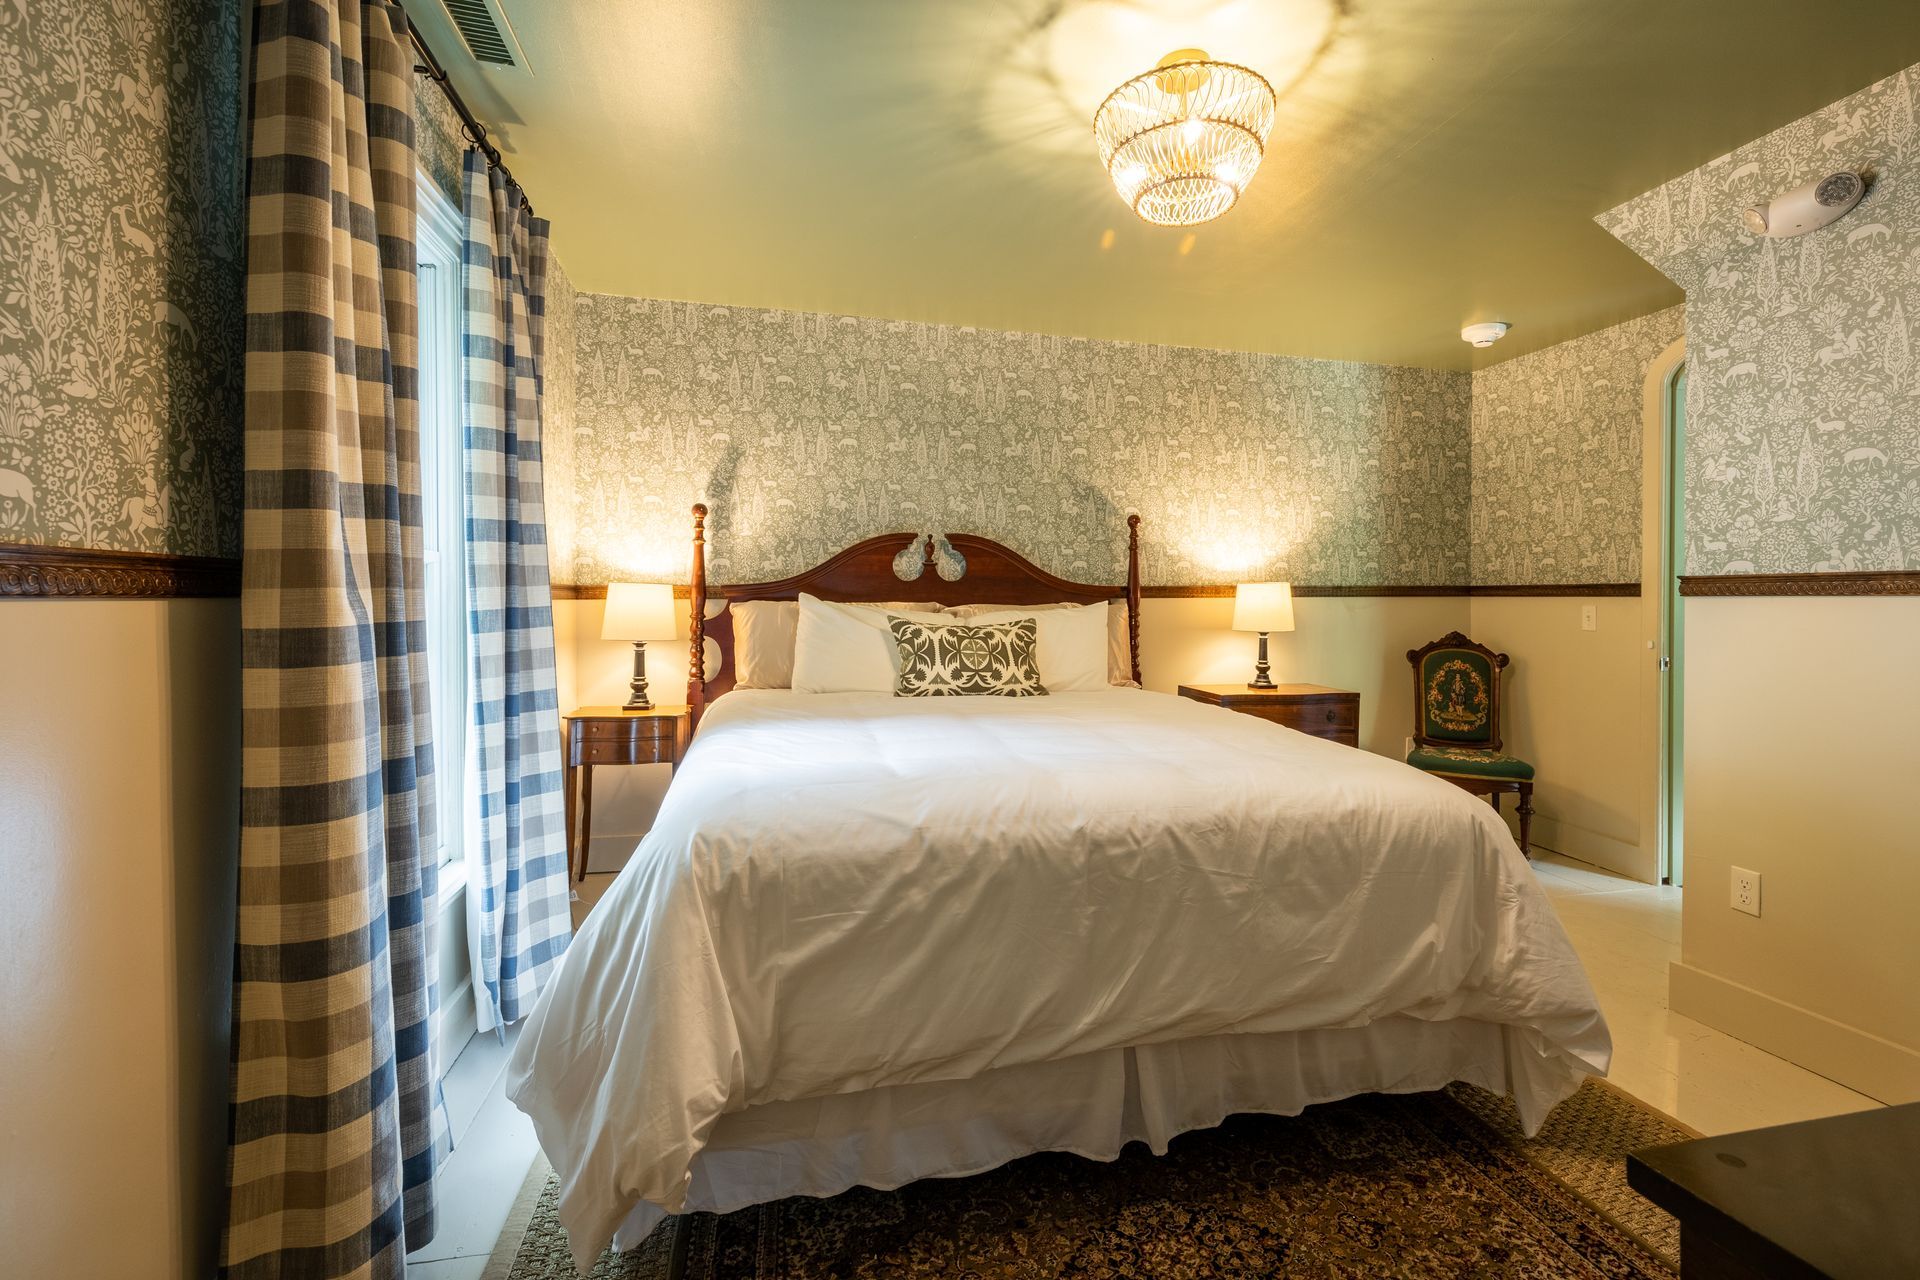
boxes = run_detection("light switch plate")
[1580,605,1597,631]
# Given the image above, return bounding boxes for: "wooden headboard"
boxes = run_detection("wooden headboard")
[686,505,1142,725]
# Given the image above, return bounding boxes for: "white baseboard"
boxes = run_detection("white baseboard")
[436,975,477,1083]
[1508,811,1650,882]
[1670,960,1920,1105]
[434,872,477,1082]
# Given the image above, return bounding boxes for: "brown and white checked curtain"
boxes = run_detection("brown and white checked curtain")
[227,3,443,1276]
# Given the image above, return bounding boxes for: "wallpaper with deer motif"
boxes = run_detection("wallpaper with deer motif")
[1470,306,1686,585]
[0,0,244,555]
[0,4,559,563]
[543,254,579,579]
[565,294,1473,587]
[1600,63,1920,575]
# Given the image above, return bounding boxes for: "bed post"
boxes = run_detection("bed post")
[1126,514,1142,685]
[688,502,708,725]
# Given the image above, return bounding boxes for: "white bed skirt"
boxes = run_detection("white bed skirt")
[610,1015,1590,1252]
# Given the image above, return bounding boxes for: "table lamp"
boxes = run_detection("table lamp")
[601,582,677,710]
[1232,582,1295,690]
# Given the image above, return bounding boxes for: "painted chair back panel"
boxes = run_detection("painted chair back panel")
[1407,631,1509,753]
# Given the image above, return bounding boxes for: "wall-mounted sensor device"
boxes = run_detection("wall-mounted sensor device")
[1743,171,1865,238]
[1461,321,1510,348]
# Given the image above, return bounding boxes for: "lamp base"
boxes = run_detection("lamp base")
[623,640,653,710]
[1246,630,1276,690]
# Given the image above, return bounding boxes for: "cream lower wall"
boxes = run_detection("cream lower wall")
[553,593,580,717]
[1466,596,1656,881]
[1674,597,1920,1105]
[554,595,1472,872]
[0,599,241,1280]
[1134,596,1471,756]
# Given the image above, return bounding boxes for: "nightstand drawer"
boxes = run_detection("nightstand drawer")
[1176,683,1361,749]
[1261,701,1357,734]
[575,735,675,765]
[576,717,677,743]
[1242,704,1358,745]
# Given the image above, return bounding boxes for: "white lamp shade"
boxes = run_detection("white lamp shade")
[1232,582,1295,634]
[601,582,678,642]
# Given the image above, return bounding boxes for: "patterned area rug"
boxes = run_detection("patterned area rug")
[488,1079,1693,1279]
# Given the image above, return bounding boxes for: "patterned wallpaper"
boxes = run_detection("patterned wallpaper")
[1470,306,1686,584]
[543,255,578,579]
[0,3,558,564]
[566,296,1472,587]
[1601,64,1920,575]
[414,68,466,209]
[0,0,244,555]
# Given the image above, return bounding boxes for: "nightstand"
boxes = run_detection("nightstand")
[1177,683,1360,747]
[562,705,691,881]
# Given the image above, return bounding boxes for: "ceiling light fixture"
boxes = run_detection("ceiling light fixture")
[1094,49,1276,228]
[1461,322,1510,348]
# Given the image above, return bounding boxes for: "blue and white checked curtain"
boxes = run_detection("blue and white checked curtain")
[227,2,443,1276]
[461,149,572,1032]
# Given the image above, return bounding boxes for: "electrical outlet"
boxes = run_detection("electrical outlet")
[1580,605,1597,631]
[1730,866,1762,917]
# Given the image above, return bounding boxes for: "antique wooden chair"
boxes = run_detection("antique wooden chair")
[1405,631,1535,856]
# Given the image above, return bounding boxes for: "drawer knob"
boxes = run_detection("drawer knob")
[1325,709,1336,722]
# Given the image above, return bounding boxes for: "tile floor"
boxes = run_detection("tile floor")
[410,855,1883,1273]
[404,1024,542,1279]
[1527,851,1879,1136]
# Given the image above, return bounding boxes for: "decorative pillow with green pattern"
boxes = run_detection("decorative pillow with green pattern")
[888,617,1048,697]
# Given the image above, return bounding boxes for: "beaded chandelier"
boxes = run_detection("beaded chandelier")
[1093,49,1276,228]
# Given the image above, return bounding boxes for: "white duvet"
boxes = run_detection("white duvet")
[507,689,1610,1265]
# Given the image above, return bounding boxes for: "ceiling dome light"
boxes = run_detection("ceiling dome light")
[1094,49,1276,228]
[1461,322,1511,348]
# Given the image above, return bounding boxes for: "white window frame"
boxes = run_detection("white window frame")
[417,172,469,872]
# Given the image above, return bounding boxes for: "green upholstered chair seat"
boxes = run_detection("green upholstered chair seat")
[1406,745,1535,780]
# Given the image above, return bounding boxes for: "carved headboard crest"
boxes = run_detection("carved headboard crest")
[686,508,1142,725]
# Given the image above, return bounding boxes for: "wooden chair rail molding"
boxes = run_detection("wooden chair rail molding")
[1678,570,1920,597]
[20,543,1905,603]
[558,574,1920,600]
[553,581,1647,600]
[0,543,240,598]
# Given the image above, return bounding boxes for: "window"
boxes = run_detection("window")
[417,173,468,869]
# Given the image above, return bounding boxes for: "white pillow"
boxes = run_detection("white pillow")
[792,594,954,693]
[734,598,944,689]
[957,603,1110,692]
[733,600,800,689]
[950,601,1137,687]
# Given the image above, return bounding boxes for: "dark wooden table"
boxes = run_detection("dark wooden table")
[1176,682,1360,747]
[562,705,690,881]
[1628,1102,1920,1278]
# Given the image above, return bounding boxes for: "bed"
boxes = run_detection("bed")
[505,509,1611,1270]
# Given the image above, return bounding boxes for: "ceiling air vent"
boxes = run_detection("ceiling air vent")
[439,0,523,68]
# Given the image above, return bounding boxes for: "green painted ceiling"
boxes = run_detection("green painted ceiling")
[414,0,1920,370]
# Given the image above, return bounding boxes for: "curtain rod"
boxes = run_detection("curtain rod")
[406,19,534,216]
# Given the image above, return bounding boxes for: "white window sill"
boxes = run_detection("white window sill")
[437,856,469,905]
